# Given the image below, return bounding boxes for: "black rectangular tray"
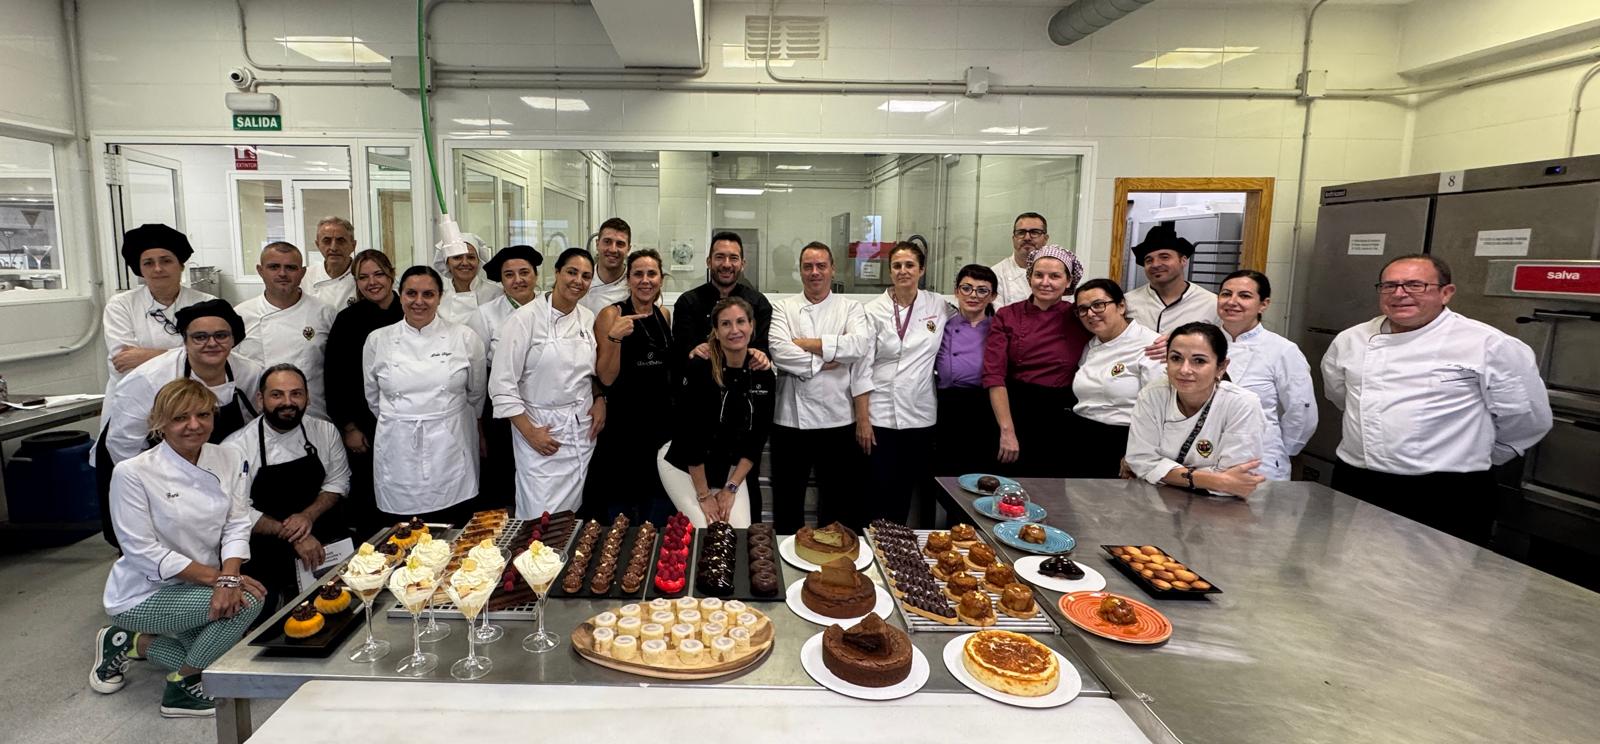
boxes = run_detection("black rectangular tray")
[683,526,783,602]
[1100,544,1222,599]
[249,600,370,657]
[550,521,658,599]
[644,526,696,599]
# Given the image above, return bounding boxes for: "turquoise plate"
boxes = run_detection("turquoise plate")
[993,521,1076,555]
[973,496,1048,522]
[957,473,1021,496]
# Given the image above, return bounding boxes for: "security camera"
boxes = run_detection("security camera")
[228,68,255,90]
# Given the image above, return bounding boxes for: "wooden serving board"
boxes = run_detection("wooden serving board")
[570,613,775,680]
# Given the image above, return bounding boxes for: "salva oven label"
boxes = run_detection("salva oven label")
[1512,265,1600,297]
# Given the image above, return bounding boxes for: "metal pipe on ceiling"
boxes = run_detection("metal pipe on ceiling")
[1048,0,1156,47]
[1325,43,1600,99]
[1567,63,1600,156]
[430,73,1302,99]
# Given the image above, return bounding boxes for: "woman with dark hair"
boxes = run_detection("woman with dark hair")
[100,224,214,403]
[934,264,1000,477]
[1124,322,1266,499]
[1216,269,1316,481]
[469,245,543,509]
[587,249,676,523]
[660,297,775,527]
[324,249,401,534]
[362,266,487,522]
[489,248,601,518]
[1071,278,1164,478]
[860,241,948,523]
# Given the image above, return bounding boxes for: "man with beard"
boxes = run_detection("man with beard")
[672,231,774,364]
[1123,224,1219,333]
[235,241,337,419]
[991,212,1050,307]
[224,364,351,610]
[579,217,634,314]
[302,216,359,309]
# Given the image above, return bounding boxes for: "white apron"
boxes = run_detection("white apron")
[510,317,596,519]
[372,345,479,515]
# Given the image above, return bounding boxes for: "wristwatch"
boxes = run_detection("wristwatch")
[725,481,740,493]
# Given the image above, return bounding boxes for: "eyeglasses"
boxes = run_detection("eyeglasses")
[148,308,178,335]
[1375,281,1443,295]
[1074,299,1115,316]
[1012,228,1046,239]
[956,284,993,298]
[186,330,233,345]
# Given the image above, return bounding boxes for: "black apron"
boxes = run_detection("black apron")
[247,416,341,610]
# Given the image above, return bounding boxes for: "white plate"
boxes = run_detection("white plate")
[785,579,895,626]
[1014,556,1107,594]
[941,633,1083,709]
[799,631,930,701]
[779,534,874,572]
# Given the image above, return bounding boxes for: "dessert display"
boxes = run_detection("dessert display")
[374,541,402,565]
[932,550,967,580]
[997,490,1029,519]
[747,523,780,597]
[313,582,352,614]
[923,531,952,557]
[572,601,774,679]
[388,556,439,613]
[949,523,978,547]
[945,572,980,598]
[340,542,394,601]
[998,583,1038,619]
[695,521,736,595]
[513,539,565,595]
[1098,595,1138,626]
[820,614,914,688]
[557,514,657,598]
[955,590,996,627]
[864,521,957,625]
[650,513,693,597]
[965,543,997,569]
[1103,544,1219,595]
[1058,591,1173,644]
[1038,555,1085,581]
[386,523,418,551]
[976,475,1002,493]
[1020,524,1047,544]
[983,563,1016,590]
[444,557,499,620]
[794,522,861,566]
[961,630,1060,697]
[283,602,325,639]
[800,557,877,619]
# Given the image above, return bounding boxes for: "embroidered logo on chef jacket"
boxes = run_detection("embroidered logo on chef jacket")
[1110,362,1127,377]
[926,320,936,332]
[1196,439,1213,458]
[302,326,315,340]
[346,297,358,307]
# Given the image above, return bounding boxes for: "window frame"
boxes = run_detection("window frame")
[0,127,74,305]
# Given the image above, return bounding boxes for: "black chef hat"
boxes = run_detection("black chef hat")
[175,299,246,344]
[121,224,195,276]
[1131,224,1194,265]
[484,244,544,282]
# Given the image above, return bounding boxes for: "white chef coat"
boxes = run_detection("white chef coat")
[223,414,351,523]
[234,292,336,420]
[579,271,631,315]
[862,289,948,430]
[1125,378,1265,485]
[1124,282,1219,333]
[1225,323,1317,481]
[438,278,503,326]
[100,285,215,401]
[465,293,526,360]
[489,296,598,518]
[100,348,265,465]
[362,317,487,514]
[103,441,254,615]
[301,260,357,310]
[1322,308,1551,475]
[1072,320,1165,426]
[990,255,1031,308]
[770,292,875,430]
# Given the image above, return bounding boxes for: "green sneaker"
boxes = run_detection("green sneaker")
[89,626,133,694]
[159,674,216,718]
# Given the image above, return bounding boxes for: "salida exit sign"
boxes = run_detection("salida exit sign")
[232,114,281,131]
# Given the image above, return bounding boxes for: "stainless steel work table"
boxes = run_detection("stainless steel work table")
[935,477,1600,744]
[0,394,100,441]
[207,536,1112,744]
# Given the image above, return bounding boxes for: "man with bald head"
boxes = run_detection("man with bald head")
[235,241,337,419]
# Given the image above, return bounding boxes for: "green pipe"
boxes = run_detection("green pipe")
[419,0,448,214]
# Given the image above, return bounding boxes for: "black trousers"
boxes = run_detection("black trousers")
[478,396,516,512]
[583,423,672,526]
[341,443,387,540]
[769,424,863,533]
[1332,462,1497,547]
[1072,416,1131,479]
[867,426,936,526]
[934,386,1002,478]
[1006,381,1079,479]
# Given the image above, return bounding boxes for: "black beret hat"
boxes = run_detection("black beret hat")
[175,299,246,344]
[121,224,194,276]
[484,244,544,282]
[1131,224,1195,264]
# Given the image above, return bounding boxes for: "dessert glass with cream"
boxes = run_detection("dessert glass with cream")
[388,555,440,676]
[445,556,505,680]
[340,542,397,663]
[512,541,568,653]
[466,541,510,644]
[409,533,453,642]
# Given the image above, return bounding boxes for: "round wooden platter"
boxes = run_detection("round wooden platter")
[570,612,776,680]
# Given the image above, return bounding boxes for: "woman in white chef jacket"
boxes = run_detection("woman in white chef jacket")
[362,266,487,522]
[94,379,264,718]
[1124,322,1267,499]
[467,245,542,509]
[101,224,214,401]
[1070,278,1165,478]
[1215,270,1317,481]
[489,248,601,519]
[434,233,502,325]
[860,241,948,524]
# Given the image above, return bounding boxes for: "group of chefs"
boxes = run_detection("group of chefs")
[89,211,1551,717]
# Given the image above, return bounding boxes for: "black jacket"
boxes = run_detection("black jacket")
[324,295,402,435]
[664,356,775,474]
[670,282,773,364]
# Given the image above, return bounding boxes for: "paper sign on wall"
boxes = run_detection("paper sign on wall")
[1347,233,1386,256]
[1475,228,1531,256]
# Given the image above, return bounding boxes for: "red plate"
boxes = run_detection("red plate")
[1058,591,1172,645]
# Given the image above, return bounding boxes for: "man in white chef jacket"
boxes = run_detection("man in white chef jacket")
[234,242,337,419]
[1124,224,1219,333]
[990,212,1049,307]
[1322,253,1551,546]
[300,216,358,310]
[579,217,633,314]
[769,242,874,533]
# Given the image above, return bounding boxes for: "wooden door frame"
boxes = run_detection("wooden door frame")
[1109,177,1275,288]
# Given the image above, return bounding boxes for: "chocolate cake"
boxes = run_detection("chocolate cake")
[801,556,876,619]
[821,614,913,688]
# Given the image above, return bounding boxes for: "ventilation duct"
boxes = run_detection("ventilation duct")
[746,15,827,60]
[1047,0,1154,47]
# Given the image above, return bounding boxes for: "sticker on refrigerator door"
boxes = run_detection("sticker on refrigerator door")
[1347,233,1386,256]
[1474,228,1531,257]
[1438,170,1464,193]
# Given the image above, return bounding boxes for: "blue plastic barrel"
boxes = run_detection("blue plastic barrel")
[5,430,97,524]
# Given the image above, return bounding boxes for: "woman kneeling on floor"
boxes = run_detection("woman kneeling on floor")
[92,378,265,718]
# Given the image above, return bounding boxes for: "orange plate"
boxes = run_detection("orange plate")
[1058,591,1172,645]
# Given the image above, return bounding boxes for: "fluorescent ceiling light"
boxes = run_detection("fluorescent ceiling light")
[715,187,764,196]
[981,126,1049,135]
[723,210,756,220]
[764,182,792,187]
[878,100,948,114]
[452,118,513,126]
[277,36,388,65]
[1132,46,1258,70]
[521,96,590,112]
[774,164,812,171]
